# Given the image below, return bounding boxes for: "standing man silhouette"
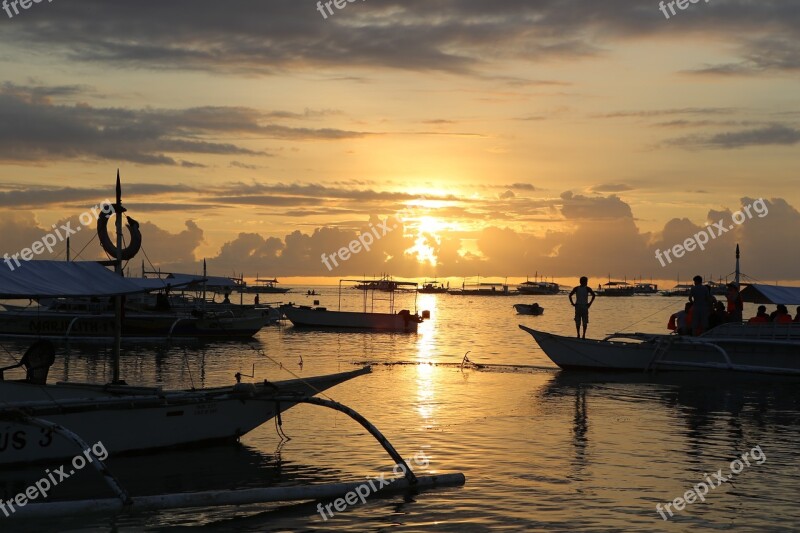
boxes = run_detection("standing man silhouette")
[569,276,596,338]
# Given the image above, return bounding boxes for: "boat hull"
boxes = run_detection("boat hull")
[0,367,370,464]
[519,325,800,374]
[514,304,544,315]
[281,305,420,332]
[0,310,270,340]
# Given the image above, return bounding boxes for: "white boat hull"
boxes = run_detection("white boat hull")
[0,368,370,464]
[281,305,421,332]
[519,325,800,374]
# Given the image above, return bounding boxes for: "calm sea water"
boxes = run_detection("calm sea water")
[2,289,799,532]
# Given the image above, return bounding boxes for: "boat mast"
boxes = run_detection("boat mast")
[113,170,123,384]
[735,244,740,286]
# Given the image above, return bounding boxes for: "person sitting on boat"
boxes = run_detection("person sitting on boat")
[668,302,693,335]
[748,305,769,324]
[795,306,800,323]
[569,276,596,339]
[773,304,793,324]
[689,275,712,336]
[223,292,231,304]
[708,300,728,330]
[725,283,743,323]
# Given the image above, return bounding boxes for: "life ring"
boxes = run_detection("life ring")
[97,207,142,261]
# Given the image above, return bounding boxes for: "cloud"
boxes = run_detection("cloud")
[2,1,797,77]
[0,84,367,166]
[669,124,800,149]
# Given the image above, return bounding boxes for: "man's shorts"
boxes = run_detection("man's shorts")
[574,304,589,326]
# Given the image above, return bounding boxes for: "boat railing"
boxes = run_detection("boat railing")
[703,322,800,341]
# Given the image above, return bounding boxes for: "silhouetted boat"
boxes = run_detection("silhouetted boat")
[281,279,428,332]
[514,303,544,315]
[239,277,291,294]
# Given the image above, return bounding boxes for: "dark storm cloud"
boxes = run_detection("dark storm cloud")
[1,1,796,76]
[0,85,368,166]
[668,124,800,149]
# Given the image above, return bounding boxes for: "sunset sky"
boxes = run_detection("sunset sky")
[1,1,798,284]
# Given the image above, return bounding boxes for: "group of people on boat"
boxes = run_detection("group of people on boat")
[746,304,799,324]
[668,275,798,335]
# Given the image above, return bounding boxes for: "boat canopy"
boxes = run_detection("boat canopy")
[0,261,148,299]
[740,284,800,305]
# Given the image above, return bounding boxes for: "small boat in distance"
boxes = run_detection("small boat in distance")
[514,303,544,315]
[239,276,291,294]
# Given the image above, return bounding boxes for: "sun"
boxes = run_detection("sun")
[405,216,444,266]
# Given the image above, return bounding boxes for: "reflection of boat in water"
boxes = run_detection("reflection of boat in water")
[514,303,544,315]
[281,279,429,332]
[239,277,291,294]
[418,280,449,294]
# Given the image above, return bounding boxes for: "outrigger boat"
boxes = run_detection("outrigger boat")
[0,174,465,518]
[517,275,559,295]
[521,246,800,375]
[281,279,429,332]
[238,276,291,294]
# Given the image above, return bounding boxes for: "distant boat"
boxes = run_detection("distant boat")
[517,277,560,295]
[418,280,449,294]
[633,282,658,294]
[353,275,400,292]
[449,278,514,296]
[596,280,635,297]
[281,279,429,332]
[661,283,692,297]
[514,303,544,315]
[240,277,291,294]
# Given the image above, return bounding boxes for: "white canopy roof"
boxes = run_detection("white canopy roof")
[741,284,800,305]
[0,261,148,299]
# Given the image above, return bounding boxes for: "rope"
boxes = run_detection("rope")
[251,347,336,402]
